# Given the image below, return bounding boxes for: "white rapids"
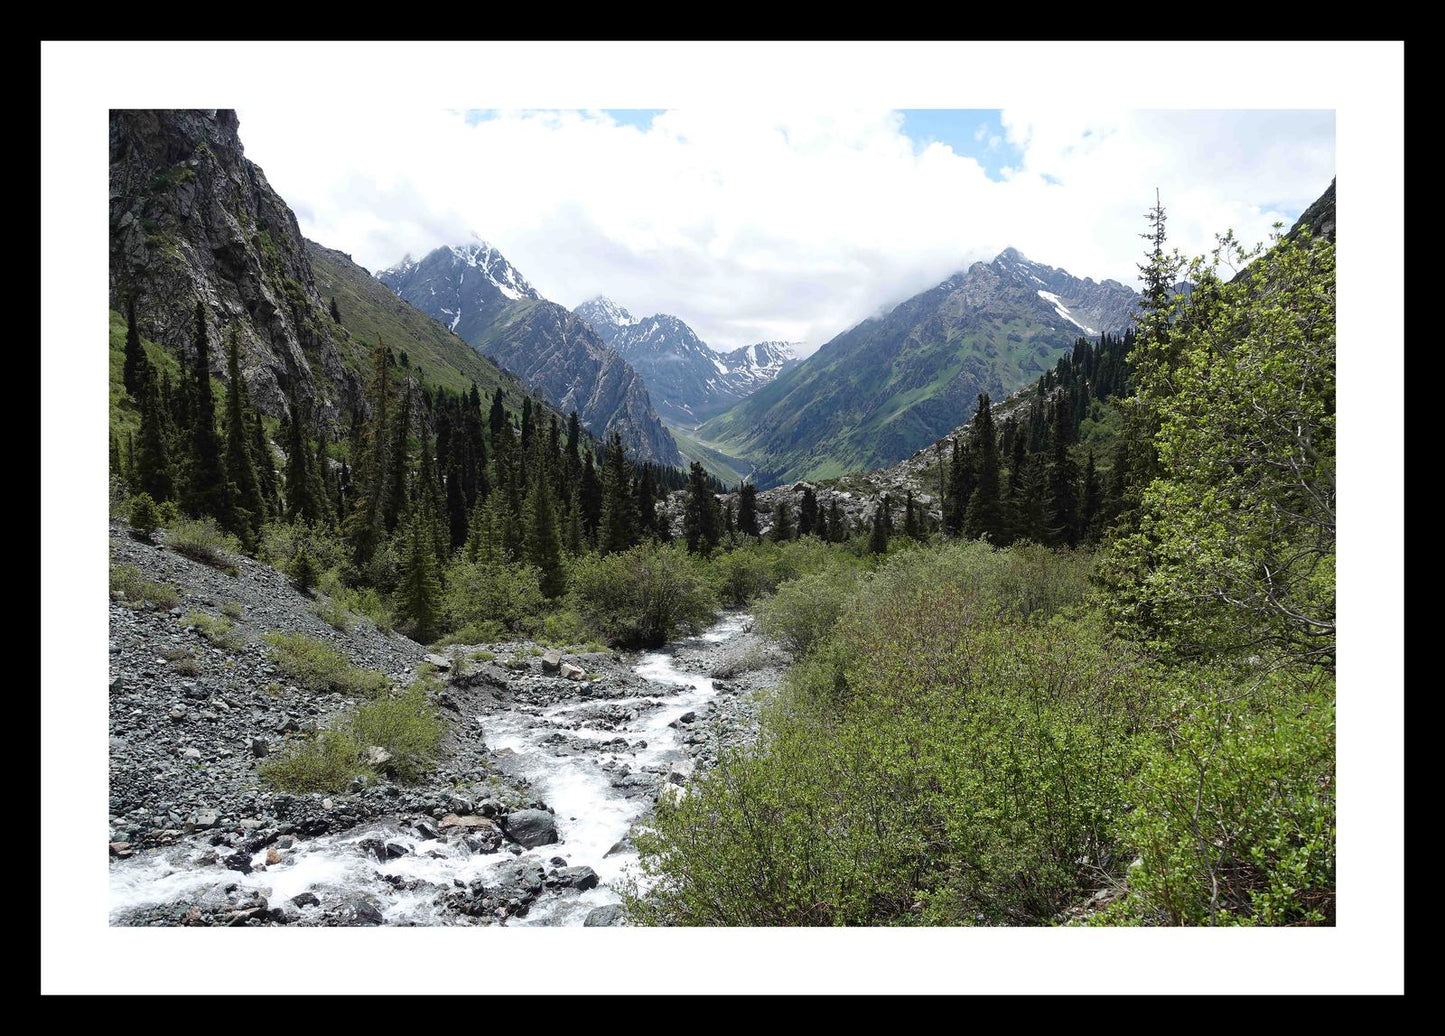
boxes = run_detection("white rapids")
[108,612,751,926]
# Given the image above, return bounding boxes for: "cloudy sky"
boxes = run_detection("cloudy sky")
[236,107,1335,355]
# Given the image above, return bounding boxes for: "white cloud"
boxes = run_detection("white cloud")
[236,107,1334,356]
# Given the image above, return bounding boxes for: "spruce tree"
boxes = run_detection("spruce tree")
[868,507,888,555]
[524,462,566,598]
[682,461,719,554]
[343,339,392,569]
[636,463,660,540]
[245,387,279,518]
[520,397,535,454]
[798,486,819,537]
[135,369,174,503]
[738,482,760,538]
[445,451,469,552]
[1081,450,1102,544]
[944,437,974,536]
[222,327,265,545]
[962,394,1005,542]
[1043,393,1081,547]
[288,544,318,595]
[382,380,413,535]
[180,301,229,520]
[723,500,736,535]
[122,294,150,399]
[826,498,844,542]
[563,494,585,557]
[580,450,603,540]
[396,504,443,644]
[489,387,507,438]
[771,500,793,542]
[598,433,636,555]
[903,489,923,541]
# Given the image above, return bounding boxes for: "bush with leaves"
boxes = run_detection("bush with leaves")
[343,683,444,782]
[262,631,389,697]
[166,517,241,573]
[569,542,717,648]
[127,492,161,539]
[442,557,547,637]
[755,563,863,657]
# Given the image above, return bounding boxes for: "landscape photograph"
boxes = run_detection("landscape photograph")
[41,41,1403,996]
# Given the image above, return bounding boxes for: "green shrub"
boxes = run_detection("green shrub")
[288,546,319,594]
[220,600,244,620]
[257,729,369,794]
[627,582,1147,927]
[262,631,389,697]
[128,492,161,538]
[157,500,181,527]
[755,564,862,657]
[540,608,590,646]
[432,621,505,647]
[342,684,444,782]
[467,650,495,662]
[180,611,244,651]
[109,564,181,610]
[708,542,784,607]
[167,518,240,574]
[311,597,352,632]
[442,558,546,636]
[1110,668,1336,926]
[259,520,348,575]
[568,543,717,648]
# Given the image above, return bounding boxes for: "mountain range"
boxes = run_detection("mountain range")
[695,248,1139,487]
[573,299,797,427]
[378,249,681,466]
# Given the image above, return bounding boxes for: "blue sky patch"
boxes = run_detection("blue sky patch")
[898,110,1022,181]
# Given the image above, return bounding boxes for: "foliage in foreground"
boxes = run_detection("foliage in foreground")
[262,631,390,697]
[568,542,717,648]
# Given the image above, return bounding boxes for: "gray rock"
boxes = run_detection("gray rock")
[383,839,411,859]
[182,747,202,760]
[583,904,624,927]
[502,808,559,848]
[554,865,599,891]
[365,746,393,768]
[168,705,187,721]
[250,738,269,758]
[541,649,563,673]
[290,891,320,908]
[424,653,452,671]
[345,895,385,925]
[560,662,585,681]
[193,809,219,829]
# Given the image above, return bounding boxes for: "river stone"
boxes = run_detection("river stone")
[365,746,393,768]
[541,649,563,673]
[193,809,219,829]
[345,895,385,925]
[439,813,498,832]
[424,653,451,671]
[554,865,599,891]
[583,904,624,927]
[290,891,320,908]
[560,662,585,681]
[502,809,558,848]
[250,738,269,758]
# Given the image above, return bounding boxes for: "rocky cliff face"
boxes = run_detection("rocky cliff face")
[109,109,358,424]
[476,301,682,466]
[377,242,542,346]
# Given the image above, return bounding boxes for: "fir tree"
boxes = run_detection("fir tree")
[222,326,265,545]
[489,387,507,438]
[343,339,392,569]
[738,483,760,538]
[771,500,793,542]
[283,387,324,524]
[180,301,229,520]
[636,463,660,540]
[520,397,535,454]
[962,394,1006,542]
[128,492,161,540]
[122,294,150,399]
[682,461,719,554]
[245,386,279,517]
[382,380,413,535]
[798,486,819,537]
[524,462,566,598]
[1081,449,1102,544]
[723,500,736,535]
[445,451,469,552]
[563,494,585,557]
[944,437,974,536]
[288,544,318,595]
[903,489,924,541]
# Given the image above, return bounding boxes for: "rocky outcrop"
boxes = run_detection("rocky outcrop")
[109,109,359,425]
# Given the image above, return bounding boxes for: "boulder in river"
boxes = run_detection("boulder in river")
[560,662,585,681]
[502,808,558,848]
[552,865,599,891]
[541,649,563,673]
[583,904,624,926]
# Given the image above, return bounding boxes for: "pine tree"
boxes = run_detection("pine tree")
[963,395,1005,542]
[134,369,174,503]
[944,437,974,536]
[563,494,585,557]
[1043,392,1081,547]
[128,492,161,539]
[520,397,535,454]
[524,462,566,598]
[723,500,736,535]
[826,498,844,542]
[489,387,507,438]
[222,326,265,546]
[122,294,150,399]
[396,505,443,644]
[180,301,229,520]
[329,296,342,324]
[798,487,819,537]
[771,500,793,542]
[738,483,760,538]
[245,386,279,518]
[598,433,636,555]
[682,461,719,554]
[445,451,469,552]
[288,544,318,595]
[636,463,660,540]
